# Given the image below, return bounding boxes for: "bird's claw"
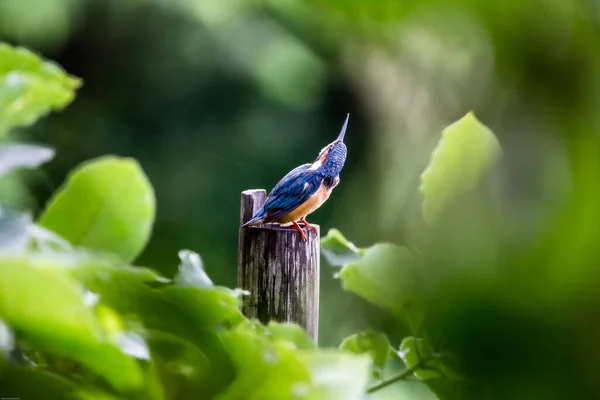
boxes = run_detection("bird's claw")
[299,230,308,241]
[292,220,309,241]
[300,218,319,236]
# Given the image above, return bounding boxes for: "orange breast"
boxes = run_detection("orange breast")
[278,183,332,223]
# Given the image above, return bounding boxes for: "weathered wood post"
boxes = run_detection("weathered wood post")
[237,189,320,342]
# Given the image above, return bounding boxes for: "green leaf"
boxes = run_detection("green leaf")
[0,254,142,390]
[300,350,371,400]
[146,330,211,400]
[419,111,501,224]
[0,144,54,177]
[215,324,311,400]
[414,369,443,380]
[0,42,81,134]
[323,231,423,328]
[398,337,452,380]
[338,243,422,327]
[398,337,434,370]
[339,329,391,371]
[321,228,364,267]
[39,156,156,262]
[28,223,74,253]
[217,323,367,400]
[264,321,316,350]
[175,249,213,288]
[137,286,245,397]
[398,337,466,399]
[62,251,168,314]
[0,254,97,344]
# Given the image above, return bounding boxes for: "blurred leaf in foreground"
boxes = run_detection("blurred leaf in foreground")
[0,206,31,251]
[216,323,311,400]
[175,249,213,288]
[39,156,156,263]
[0,42,81,134]
[138,286,245,397]
[146,330,211,400]
[337,240,422,329]
[320,228,364,267]
[0,255,142,390]
[420,111,501,224]
[0,319,13,358]
[0,144,54,177]
[218,321,369,400]
[67,255,167,314]
[264,321,316,350]
[0,366,78,400]
[300,351,370,400]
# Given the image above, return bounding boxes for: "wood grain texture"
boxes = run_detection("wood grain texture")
[237,189,320,342]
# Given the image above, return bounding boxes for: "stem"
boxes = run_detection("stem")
[366,363,421,393]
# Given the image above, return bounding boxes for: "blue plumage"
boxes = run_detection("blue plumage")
[243,164,320,226]
[242,114,349,239]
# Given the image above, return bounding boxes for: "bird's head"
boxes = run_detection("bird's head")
[311,114,349,178]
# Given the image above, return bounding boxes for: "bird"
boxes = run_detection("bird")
[242,114,349,241]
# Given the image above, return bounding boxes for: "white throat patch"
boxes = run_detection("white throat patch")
[309,160,322,170]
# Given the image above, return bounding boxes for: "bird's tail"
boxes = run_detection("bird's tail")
[241,208,265,227]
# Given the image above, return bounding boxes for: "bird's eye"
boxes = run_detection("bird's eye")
[323,177,332,186]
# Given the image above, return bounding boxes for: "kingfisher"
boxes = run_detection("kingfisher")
[242,114,349,241]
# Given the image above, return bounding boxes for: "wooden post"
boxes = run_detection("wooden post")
[237,189,320,342]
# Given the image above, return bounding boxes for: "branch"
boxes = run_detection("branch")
[366,362,422,393]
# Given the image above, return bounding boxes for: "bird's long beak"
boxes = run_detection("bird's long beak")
[336,113,349,142]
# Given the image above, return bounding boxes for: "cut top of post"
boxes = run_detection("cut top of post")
[239,189,267,226]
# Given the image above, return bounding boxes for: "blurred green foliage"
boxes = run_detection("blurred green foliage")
[2,0,600,398]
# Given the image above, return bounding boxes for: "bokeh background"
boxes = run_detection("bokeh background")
[3,0,600,398]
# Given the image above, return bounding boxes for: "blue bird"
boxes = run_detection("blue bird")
[242,114,349,241]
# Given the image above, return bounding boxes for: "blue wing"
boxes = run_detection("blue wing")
[242,163,321,226]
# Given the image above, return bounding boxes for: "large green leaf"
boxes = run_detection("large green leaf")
[0,254,143,390]
[0,42,81,134]
[338,243,422,328]
[0,255,97,344]
[61,250,168,314]
[419,111,501,224]
[39,156,156,262]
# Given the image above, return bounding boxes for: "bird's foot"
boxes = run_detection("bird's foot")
[300,217,319,236]
[292,221,308,241]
